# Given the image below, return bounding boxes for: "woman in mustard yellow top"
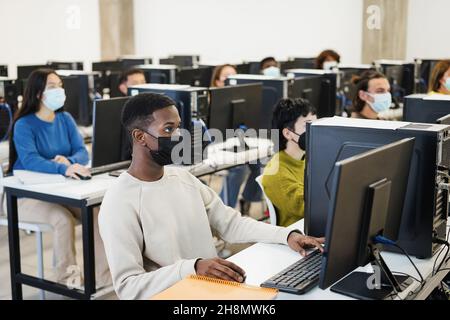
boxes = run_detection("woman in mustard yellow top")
[428,60,450,95]
[262,98,317,227]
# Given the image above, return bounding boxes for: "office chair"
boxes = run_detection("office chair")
[255,175,278,226]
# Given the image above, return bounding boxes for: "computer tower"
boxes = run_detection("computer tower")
[305,117,450,258]
[128,84,210,164]
[404,94,450,124]
[226,75,290,130]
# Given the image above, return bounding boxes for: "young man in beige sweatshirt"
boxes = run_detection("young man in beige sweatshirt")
[98,93,324,300]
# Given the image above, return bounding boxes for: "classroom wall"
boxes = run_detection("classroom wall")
[133,0,364,65]
[0,0,101,78]
[406,0,450,61]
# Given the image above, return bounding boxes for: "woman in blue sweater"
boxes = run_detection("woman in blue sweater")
[8,69,110,286]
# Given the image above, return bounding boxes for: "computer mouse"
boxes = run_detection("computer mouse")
[74,172,92,180]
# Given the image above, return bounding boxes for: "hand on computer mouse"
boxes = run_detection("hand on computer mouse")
[287,232,325,257]
[66,164,91,180]
[195,257,246,283]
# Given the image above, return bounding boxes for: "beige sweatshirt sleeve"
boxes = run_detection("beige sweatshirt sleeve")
[193,175,298,244]
[98,188,197,300]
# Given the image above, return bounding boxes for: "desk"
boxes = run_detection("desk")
[3,137,273,300]
[228,220,450,300]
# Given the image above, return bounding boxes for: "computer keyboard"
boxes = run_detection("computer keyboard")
[260,249,322,294]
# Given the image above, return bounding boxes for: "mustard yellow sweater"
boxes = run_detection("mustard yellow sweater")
[262,150,305,227]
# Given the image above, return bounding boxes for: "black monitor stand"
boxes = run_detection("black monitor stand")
[330,180,413,300]
[331,244,413,300]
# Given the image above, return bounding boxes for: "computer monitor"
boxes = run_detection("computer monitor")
[404,94,450,124]
[0,78,19,110]
[319,138,415,299]
[159,55,200,67]
[292,57,316,69]
[91,97,130,167]
[48,61,83,71]
[226,74,291,130]
[176,66,214,87]
[208,83,263,138]
[289,75,336,118]
[137,65,177,84]
[280,58,316,72]
[0,65,8,77]
[92,59,147,73]
[17,64,49,80]
[60,73,96,126]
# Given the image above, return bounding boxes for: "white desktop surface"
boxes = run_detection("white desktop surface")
[227,219,450,300]
[1,173,115,201]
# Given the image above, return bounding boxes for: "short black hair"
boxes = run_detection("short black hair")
[121,93,177,135]
[118,67,145,85]
[272,98,317,150]
[260,57,278,71]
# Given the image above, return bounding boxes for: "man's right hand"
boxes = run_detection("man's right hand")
[195,258,246,283]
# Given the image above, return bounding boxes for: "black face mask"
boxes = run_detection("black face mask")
[141,129,182,166]
[288,129,306,151]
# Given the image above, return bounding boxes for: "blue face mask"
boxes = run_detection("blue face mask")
[445,78,450,91]
[262,66,281,78]
[42,88,66,111]
[367,92,392,113]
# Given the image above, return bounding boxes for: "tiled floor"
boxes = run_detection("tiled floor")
[0,172,267,300]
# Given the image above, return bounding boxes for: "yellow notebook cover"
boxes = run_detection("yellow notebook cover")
[151,275,278,300]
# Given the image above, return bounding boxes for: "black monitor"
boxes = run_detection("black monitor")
[280,59,316,72]
[176,66,214,87]
[92,97,130,167]
[61,75,93,126]
[403,95,450,123]
[208,83,263,138]
[292,57,316,69]
[319,138,415,299]
[137,65,177,84]
[289,75,334,117]
[48,61,83,71]
[92,59,147,73]
[0,65,8,77]
[237,62,261,75]
[17,64,49,80]
[159,55,200,67]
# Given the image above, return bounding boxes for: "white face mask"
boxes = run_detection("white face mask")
[42,88,66,111]
[262,66,281,77]
[323,61,338,70]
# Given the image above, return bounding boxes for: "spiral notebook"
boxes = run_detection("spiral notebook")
[151,275,278,300]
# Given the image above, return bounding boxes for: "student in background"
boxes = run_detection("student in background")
[8,69,111,286]
[428,60,450,95]
[118,68,147,96]
[262,98,317,227]
[98,93,324,299]
[350,70,401,120]
[315,49,341,70]
[210,64,237,87]
[210,64,262,215]
[260,57,281,77]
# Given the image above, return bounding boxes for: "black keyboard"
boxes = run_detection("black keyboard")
[260,249,322,294]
